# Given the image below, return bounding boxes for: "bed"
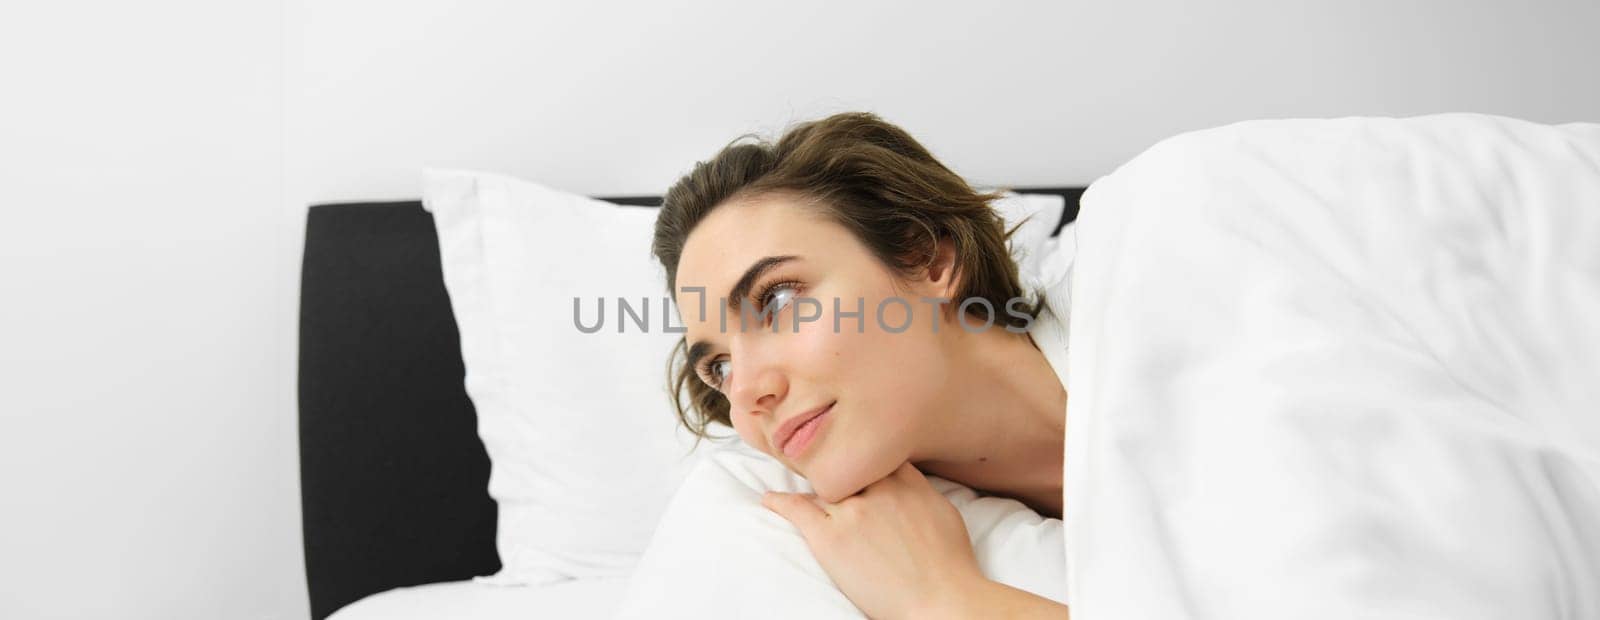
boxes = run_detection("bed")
[303,114,1600,620]
[296,188,1084,619]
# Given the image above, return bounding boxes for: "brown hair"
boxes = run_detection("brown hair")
[651,111,1044,440]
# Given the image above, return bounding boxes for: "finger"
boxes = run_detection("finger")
[762,491,831,534]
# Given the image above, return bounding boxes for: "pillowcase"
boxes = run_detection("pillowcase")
[423,169,706,585]
[421,169,1069,585]
[985,188,1066,282]
[615,441,1068,619]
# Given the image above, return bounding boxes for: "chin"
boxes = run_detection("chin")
[809,479,858,504]
[803,451,898,503]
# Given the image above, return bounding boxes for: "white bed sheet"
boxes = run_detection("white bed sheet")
[329,576,630,620]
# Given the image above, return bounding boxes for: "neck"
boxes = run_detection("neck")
[910,321,1067,519]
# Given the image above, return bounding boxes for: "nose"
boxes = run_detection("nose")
[725,340,787,419]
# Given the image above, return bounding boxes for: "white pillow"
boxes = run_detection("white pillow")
[985,188,1066,281]
[615,441,1068,619]
[424,169,707,585]
[421,169,1068,585]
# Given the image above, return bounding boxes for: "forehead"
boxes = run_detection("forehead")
[675,192,830,292]
[672,193,846,339]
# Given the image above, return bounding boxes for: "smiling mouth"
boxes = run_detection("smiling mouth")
[779,402,834,458]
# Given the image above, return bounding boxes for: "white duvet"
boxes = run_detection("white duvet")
[1064,114,1600,619]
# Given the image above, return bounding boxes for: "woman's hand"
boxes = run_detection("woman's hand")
[761,461,985,620]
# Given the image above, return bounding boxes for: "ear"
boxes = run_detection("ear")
[921,237,960,299]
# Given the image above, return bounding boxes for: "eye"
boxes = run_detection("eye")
[699,357,731,390]
[756,280,801,317]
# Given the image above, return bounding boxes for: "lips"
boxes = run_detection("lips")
[772,401,835,457]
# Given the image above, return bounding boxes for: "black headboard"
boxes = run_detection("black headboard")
[296,188,1083,618]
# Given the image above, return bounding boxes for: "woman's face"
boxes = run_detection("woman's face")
[673,192,956,502]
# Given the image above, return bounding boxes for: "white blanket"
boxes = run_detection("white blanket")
[1064,114,1600,619]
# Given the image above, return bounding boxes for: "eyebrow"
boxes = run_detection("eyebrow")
[684,254,799,373]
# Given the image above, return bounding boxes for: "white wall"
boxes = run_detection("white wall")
[293,0,1599,203]
[0,1,305,620]
[2,1,1595,619]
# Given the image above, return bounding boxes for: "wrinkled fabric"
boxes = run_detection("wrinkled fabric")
[1063,115,1600,619]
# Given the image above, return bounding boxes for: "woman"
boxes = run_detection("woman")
[651,112,1072,618]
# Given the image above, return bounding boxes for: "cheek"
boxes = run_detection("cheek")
[818,297,947,408]
[731,287,948,496]
[797,303,946,500]
[730,413,770,455]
